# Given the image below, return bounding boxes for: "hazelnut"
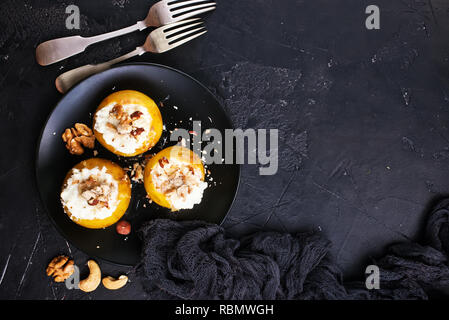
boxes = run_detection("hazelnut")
[116,220,131,235]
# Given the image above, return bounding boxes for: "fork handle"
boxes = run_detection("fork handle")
[55,47,145,94]
[36,21,146,66]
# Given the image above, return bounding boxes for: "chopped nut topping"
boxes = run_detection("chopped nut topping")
[117,120,133,135]
[106,122,116,130]
[110,104,125,120]
[87,198,99,206]
[79,175,112,208]
[158,157,169,168]
[80,176,98,190]
[131,127,145,137]
[108,104,133,134]
[62,123,95,155]
[106,105,146,138]
[130,111,143,120]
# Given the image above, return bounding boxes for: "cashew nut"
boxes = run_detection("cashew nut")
[79,260,101,292]
[102,275,128,290]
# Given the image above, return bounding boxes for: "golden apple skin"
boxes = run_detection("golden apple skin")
[61,158,131,229]
[143,146,205,210]
[93,90,163,157]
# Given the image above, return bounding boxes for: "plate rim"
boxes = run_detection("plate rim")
[34,62,241,266]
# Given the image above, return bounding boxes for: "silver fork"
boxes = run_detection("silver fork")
[36,0,215,66]
[55,19,206,94]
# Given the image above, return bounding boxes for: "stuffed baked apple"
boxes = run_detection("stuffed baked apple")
[93,90,163,157]
[60,158,131,229]
[144,146,208,211]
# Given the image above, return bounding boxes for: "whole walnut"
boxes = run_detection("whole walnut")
[62,123,95,155]
[46,255,75,283]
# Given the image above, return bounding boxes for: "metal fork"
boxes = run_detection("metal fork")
[36,0,215,66]
[55,19,206,94]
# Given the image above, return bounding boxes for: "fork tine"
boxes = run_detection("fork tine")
[159,18,201,32]
[164,21,204,37]
[168,0,216,10]
[171,3,216,17]
[172,5,216,20]
[169,26,206,43]
[166,28,207,51]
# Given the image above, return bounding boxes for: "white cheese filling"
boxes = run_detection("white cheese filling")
[151,158,208,210]
[61,167,119,221]
[94,103,152,154]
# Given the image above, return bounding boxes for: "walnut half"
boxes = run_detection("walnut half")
[62,123,95,155]
[46,255,75,283]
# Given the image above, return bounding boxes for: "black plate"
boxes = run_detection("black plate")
[36,63,240,266]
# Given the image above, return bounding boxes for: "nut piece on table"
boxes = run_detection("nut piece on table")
[46,255,75,283]
[102,275,128,290]
[62,123,95,155]
[79,260,101,292]
[130,162,144,183]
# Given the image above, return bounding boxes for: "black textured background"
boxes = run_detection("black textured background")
[2,0,449,299]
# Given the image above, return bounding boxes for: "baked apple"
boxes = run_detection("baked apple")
[60,158,131,229]
[93,90,163,157]
[144,146,208,211]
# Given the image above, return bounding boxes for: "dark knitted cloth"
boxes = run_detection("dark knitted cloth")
[138,199,449,299]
